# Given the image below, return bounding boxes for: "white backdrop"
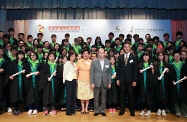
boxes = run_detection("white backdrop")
[29,20,172,44]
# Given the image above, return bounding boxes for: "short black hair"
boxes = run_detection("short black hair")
[82,48,90,54]
[65,33,70,37]
[115,38,120,41]
[105,40,111,44]
[37,33,43,37]
[3,34,10,40]
[18,33,24,37]
[8,28,14,33]
[27,35,33,39]
[126,34,132,39]
[176,31,183,37]
[153,36,159,41]
[108,32,114,37]
[133,34,139,38]
[51,34,56,38]
[119,34,124,39]
[36,44,43,48]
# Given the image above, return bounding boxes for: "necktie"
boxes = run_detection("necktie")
[125,54,128,66]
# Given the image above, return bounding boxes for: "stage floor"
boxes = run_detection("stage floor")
[0,111,186,122]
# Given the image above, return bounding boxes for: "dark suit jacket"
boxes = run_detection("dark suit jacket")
[116,53,138,84]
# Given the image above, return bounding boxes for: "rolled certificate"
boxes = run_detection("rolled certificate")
[141,65,152,72]
[173,77,187,85]
[26,71,39,77]
[55,57,58,62]
[111,72,116,79]
[12,70,26,77]
[48,70,57,81]
[158,68,167,80]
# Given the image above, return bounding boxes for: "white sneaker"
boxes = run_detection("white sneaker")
[32,110,38,115]
[145,110,151,117]
[161,109,166,117]
[156,109,161,116]
[28,110,33,115]
[7,107,12,113]
[139,110,145,116]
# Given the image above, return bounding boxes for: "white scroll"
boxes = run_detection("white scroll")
[12,70,26,77]
[173,76,187,85]
[111,72,116,79]
[55,57,58,62]
[48,70,57,81]
[158,68,167,80]
[26,71,39,77]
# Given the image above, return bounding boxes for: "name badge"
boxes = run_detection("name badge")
[129,59,134,63]
[105,65,109,68]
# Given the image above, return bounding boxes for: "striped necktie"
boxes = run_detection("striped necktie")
[125,54,128,66]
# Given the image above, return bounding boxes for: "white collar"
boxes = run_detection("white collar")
[124,52,130,57]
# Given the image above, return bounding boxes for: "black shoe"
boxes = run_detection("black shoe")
[118,111,124,116]
[130,113,135,116]
[94,113,99,116]
[100,113,106,116]
[18,110,23,114]
[12,109,19,116]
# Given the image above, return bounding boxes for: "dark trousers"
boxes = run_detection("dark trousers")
[119,83,135,113]
[65,79,76,115]
[94,81,107,113]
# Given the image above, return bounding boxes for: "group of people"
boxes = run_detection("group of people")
[0,28,187,118]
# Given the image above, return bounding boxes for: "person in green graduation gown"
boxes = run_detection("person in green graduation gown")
[8,28,18,46]
[94,36,104,49]
[36,44,43,62]
[37,33,44,45]
[86,37,92,50]
[0,46,8,115]
[17,40,25,51]
[7,50,26,116]
[25,51,41,115]
[54,43,60,58]
[43,41,50,53]
[114,38,122,52]
[181,51,187,64]
[168,46,175,64]
[175,31,183,51]
[163,33,170,48]
[104,40,111,53]
[49,34,57,48]
[138,51,155,117]
[136,43,144,60]
[17,33,25,42]
[154,52,170,117]
[0,31,4,46]
[9,46,18,61]
[26,35,33,48]
[61,39,72,53]
[41,52,58,115]
[72,38,82,55]
[132,34,139,51]
[107,56,118,114]
[170,50,187,117]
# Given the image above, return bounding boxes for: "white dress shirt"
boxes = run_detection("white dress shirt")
[99,59,105,71]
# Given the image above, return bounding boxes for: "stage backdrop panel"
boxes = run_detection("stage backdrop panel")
[28,20,171,44]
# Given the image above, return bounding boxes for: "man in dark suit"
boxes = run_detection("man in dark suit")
[90,48,111,116]
[116,42,138,116]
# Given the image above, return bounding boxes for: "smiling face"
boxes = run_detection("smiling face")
[123,43,130,53]
[158,53,164,61]
[143,55,149,62]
